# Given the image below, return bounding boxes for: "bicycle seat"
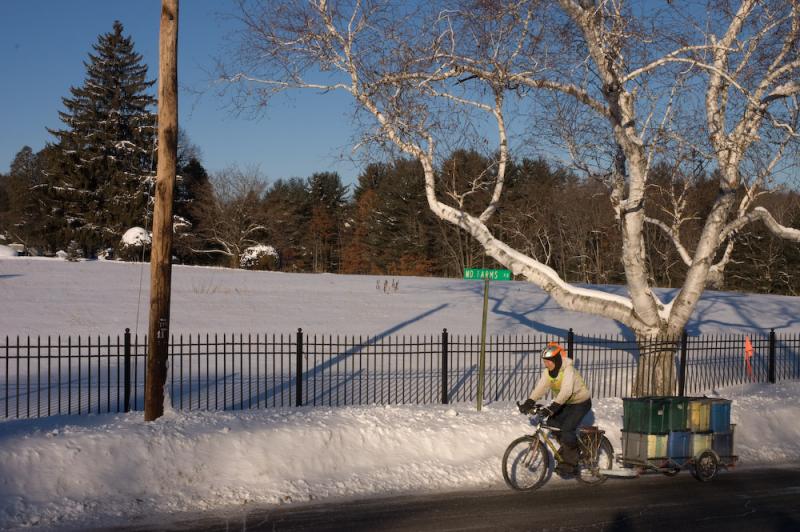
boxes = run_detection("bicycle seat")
[578,426,605,435]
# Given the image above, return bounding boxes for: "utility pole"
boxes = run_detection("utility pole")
[145,0,179,421]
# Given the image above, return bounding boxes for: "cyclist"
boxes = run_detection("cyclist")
[518,342,592,475]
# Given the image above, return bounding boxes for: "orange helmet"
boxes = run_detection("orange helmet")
[540,342,565,360]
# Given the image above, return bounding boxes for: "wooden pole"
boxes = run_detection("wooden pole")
[145,0,179,421]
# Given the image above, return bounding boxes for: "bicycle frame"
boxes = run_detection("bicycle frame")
[525,406,603,464]
[527,414,565,463]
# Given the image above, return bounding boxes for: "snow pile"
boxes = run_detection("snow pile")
[0,382,798,529]
[239,244,279,270]
[121,227,151,247]
[0,245,17,258]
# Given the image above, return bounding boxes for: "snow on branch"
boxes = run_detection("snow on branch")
[722,207,800,243]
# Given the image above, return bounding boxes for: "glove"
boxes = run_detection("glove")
[518,399,537,414]
[543,402,562,418]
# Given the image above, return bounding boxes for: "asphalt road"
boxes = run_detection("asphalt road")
[109,464,800,532]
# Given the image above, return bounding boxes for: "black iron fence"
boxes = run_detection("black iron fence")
[2,328,799,419]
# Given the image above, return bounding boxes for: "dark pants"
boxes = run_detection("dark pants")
[549,399,592,449]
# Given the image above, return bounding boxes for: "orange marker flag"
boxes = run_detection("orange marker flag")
[744,335,754,378]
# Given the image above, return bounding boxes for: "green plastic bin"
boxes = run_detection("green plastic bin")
[623,397,688,434]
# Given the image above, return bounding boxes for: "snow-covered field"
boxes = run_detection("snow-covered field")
[1,256,799,530]
[3,256,800,338]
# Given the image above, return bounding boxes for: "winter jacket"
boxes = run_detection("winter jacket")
[527,356,591,405]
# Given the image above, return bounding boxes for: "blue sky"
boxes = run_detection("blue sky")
[0,0,361,184]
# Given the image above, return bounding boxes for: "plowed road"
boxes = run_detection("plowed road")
[110,464,800,531]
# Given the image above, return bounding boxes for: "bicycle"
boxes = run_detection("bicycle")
[502,403,615,490]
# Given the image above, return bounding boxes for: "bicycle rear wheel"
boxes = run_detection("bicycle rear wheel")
[502,435,550,491]
[575,435,613,485]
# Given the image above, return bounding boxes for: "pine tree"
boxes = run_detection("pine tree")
[341,187,379,274]
[0,145,58,253]
[1,147,40,243]
[261,178,311,271]
[306,172,348,272]
[45,21,156,257]
[172,156,213,264]
[351,159,439,276]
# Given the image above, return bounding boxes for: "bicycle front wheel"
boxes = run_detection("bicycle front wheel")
[502,435,550,491]
[576,435,614,485]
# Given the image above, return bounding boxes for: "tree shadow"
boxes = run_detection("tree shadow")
[256,304,450,407]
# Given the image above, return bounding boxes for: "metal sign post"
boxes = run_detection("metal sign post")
[463,268,511,411]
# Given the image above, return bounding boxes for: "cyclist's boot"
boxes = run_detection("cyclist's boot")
[556,443,579,476]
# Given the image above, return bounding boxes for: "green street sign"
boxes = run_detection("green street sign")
[463,268,512,281]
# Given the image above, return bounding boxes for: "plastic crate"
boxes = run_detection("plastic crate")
[623,397,670,434]
[622,431,668,463]
[691,432,712,456]
[623,396,689,434]
[709,399,732,432]
[667,430,692,465]
[664,397,689,431]
[688,399,711,431]
[712,431,734,458]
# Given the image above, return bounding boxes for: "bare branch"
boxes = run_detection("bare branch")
[644,216,692,266]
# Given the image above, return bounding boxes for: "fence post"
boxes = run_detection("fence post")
[768,328,776,384]
[678,330,688,397]
[441,328,449,405]
[296,328,303,406]
[124,328,131,413]
[567,328,574,359]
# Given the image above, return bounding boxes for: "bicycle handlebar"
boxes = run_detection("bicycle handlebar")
[515,401,547,416]
[516,402,562,432]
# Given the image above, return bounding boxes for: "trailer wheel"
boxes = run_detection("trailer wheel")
[691,451,719,482]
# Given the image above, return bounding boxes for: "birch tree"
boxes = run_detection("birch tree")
[223,0,800,395]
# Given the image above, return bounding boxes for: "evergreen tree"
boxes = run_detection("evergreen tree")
[0,145,55,252]
[45,21,156,257]
[347,158,439,276]
[306,172,348,272]
[341,185,379,274]
[261,177,310,271]
[173,155,213,264]
[1,147,39,240]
